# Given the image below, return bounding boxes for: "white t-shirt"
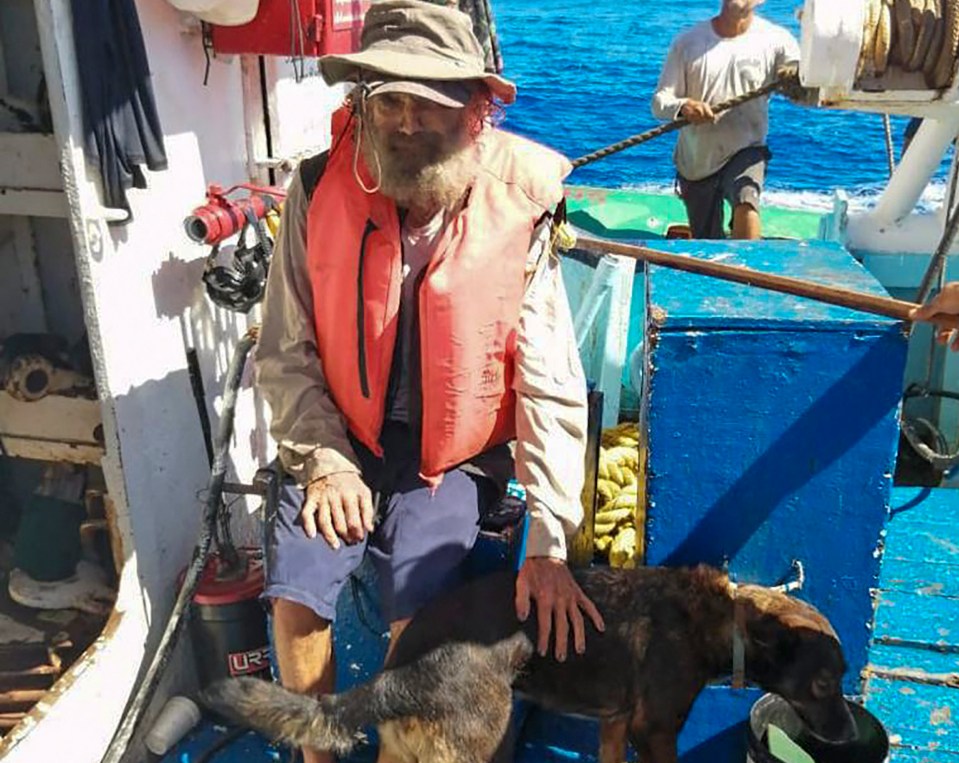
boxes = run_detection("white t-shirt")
[652,16,800,181]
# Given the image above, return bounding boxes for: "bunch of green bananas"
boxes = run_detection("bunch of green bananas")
[591,422,645,569]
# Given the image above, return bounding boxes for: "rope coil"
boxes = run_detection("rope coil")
[859,0,959,89]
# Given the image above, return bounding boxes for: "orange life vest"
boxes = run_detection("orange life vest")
[306,107,571,484]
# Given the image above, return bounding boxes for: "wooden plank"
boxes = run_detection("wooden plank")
[0,712,25,731]
[0,689,47,707]
[0,216,46,336]
[864,677,959,753]
[881,505,959,596]
[873,590,959,650]
[0,133,61,190]
[0,392,103,464]
[240,55,270,186]
[0,189,67,217]
[870,643,959,677]
[881,552,959,597]
[889,748,959,762]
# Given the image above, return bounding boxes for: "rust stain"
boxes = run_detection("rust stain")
[649,306,668,326]
[930,705,953,726]
[103,494,125,577]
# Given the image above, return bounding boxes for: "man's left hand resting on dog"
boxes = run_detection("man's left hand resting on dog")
[516,557,605,660]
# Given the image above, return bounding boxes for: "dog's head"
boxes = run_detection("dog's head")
[736,585,857,744]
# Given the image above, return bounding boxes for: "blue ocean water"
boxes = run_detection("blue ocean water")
[493,0,945,207]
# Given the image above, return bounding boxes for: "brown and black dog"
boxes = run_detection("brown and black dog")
[202,564,857,763]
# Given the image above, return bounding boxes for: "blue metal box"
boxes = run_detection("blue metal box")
[642,239,906,692]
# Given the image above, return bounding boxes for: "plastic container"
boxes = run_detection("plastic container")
[746,693,889,763]
[144,695,201,755]
[187,549,270,687]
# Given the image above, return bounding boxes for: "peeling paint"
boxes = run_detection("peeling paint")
[931,706,954,726]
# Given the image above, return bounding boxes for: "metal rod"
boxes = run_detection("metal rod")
[222,480,267,496]
[572,235,959,328]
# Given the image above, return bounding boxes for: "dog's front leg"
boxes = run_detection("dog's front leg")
[598,718,629,763]
[632,731,677,763]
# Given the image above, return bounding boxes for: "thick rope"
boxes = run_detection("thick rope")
[883,113,895,177]
[858,0,959,88]
[571,74,795,170]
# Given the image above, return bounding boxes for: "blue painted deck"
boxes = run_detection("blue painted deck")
[863,487,959,762]
[158,485,959,763]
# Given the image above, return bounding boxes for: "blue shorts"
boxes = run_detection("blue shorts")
[263,423,495,623]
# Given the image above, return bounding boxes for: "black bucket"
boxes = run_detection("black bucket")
[186,549,271,687]
[746,694,889,763]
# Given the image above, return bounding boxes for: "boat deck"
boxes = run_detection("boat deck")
[162,486,959,763]
[862,486,959,762]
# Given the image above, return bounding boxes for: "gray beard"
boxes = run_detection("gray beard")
[361,127,480,211]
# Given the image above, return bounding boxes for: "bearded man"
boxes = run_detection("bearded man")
[254,3,602,762]
[652,0,799,240]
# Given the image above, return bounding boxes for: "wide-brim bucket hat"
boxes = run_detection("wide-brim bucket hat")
[319,0,516,104]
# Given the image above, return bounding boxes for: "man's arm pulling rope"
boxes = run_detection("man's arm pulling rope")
[570,66,809,169]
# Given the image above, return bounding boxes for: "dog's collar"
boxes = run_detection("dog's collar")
[731,588,746,690]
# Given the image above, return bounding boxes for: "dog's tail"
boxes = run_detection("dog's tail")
[201,634,530,754]
[201,677,366,755]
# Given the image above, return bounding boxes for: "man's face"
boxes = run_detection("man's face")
[362,90,478,209]
[366,92,470,176]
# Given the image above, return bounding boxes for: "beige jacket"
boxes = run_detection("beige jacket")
[254,169,587,559]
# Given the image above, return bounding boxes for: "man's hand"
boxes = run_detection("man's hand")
[910,282,959,351]
[515,557,605,661]
[680,99,716,125]
[300,472,375,549]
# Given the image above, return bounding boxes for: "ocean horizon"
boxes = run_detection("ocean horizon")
[493,0,950,210]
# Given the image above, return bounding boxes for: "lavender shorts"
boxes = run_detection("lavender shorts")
[263,423,494,623]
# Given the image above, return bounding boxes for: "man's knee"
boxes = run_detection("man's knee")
[272,597,332,634]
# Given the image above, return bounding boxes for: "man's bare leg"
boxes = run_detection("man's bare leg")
[375,619,412,763]
[273,598,336,763]
[731,203,761,239]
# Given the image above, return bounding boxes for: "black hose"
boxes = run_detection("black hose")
[102,331,257,763]
[901,386,959,471]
